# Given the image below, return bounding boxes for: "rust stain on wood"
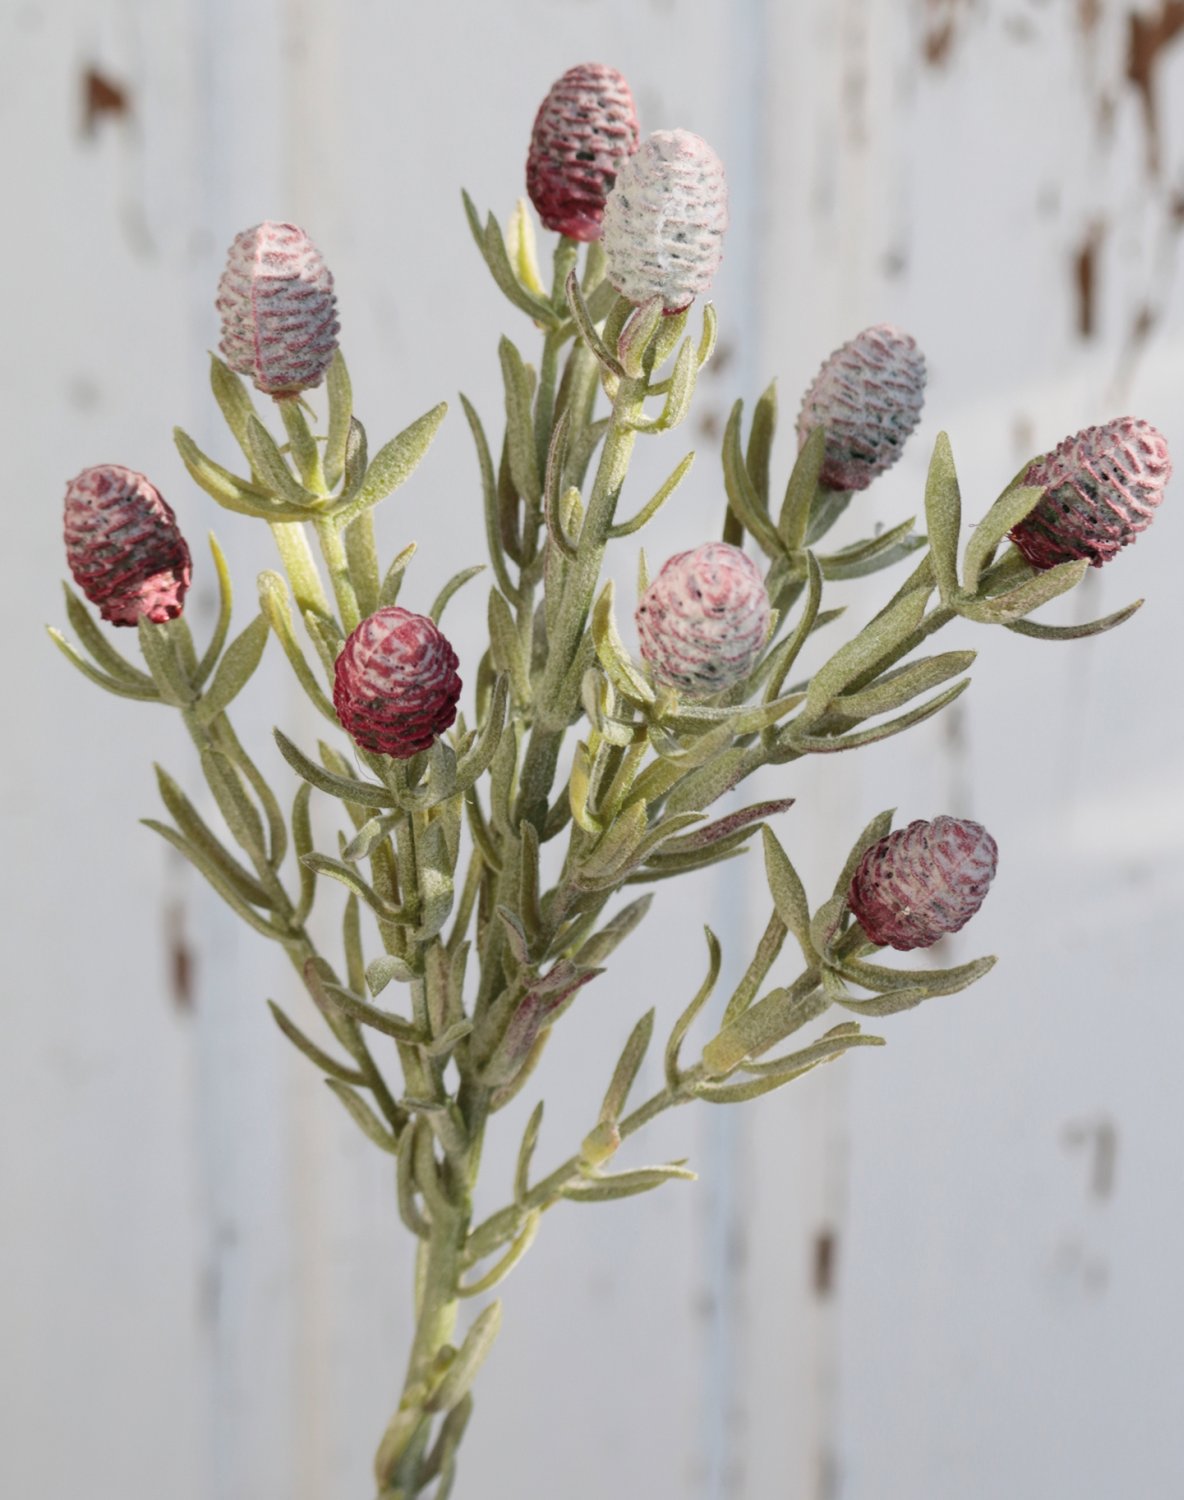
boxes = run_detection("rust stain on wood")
[812,1228,837,1297]
[82,67,130,137]
[165,901,195,1012]
[922,0,975,66]
[1072,222,1107,338]
[1127,2,1184,173]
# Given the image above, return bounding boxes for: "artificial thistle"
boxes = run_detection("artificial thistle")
[51,59,1169,1500]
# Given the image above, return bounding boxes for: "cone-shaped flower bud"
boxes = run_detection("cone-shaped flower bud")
[63,465,192,626]
[216,222,339,395]
[601,129,728,312]
[1008,417,1170,570]
[636,542,769,696]
[526,63,640,242]
[333,607,461,759]
[848,816,998,952]
[797,324,926,492]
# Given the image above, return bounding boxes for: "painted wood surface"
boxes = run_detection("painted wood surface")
[2,2,1182,1497]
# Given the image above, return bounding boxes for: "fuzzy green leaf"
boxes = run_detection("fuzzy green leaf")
[925,432,963,602]
[194,613,269,725]
[333,402,448,527]
[665,926,722,1088]
[963,484,1044,594]
[779,425,827,551]
[274,729,398,808]
[803,586,930,721]
[325,1080,400,1153]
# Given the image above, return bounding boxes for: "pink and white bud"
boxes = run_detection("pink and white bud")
[526,63,640,242]
[796,324,926,491]
[601,129,728,312]
[848,816,998,952]
[1008,417,1170,570]
[636,542,769,696]
[63,465,192,626]
[216,222,339,395]
[332,607,461,759]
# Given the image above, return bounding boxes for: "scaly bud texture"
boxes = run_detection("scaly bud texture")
[601,129,728,312]
[526,63,640,242]
[1009,417,1171,570]
[848,816,998,952]
[797,324,926,492]
[63,465,192,626]
[216,222,340,395]
[333,607,462,759]
[636,542,770,696]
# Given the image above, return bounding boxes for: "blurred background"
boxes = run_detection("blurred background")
[3,1,1184,1496]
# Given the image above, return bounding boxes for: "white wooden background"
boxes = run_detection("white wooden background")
[4,2,1184,1497]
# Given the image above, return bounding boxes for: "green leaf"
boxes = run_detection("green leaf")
[488,589,531,705]
[174,427,313,520]
[499,337,542,507]
[1005,598,1143,640]
[301,851,406,920]
[425,1302,504,1415]
[617,296,664,379]
[461,394,520,605]
[802,585,930,720]
[654,336,697,431]
[194,613,270,725]
[925,432,962,602]
[835,952,994,996]
[153,764,273,908]
[701,974,827,1077]
[462,191,558,325]
[208,355,256,455]
[333,402,448,526]
[592,580,655,706]
[762,550,823,704]
[817,517,925,580]
[778,424,827,551]
[267,1000,365,1084]
[563,267,625,376]
[665,926,721,1088]
[244,413,318,508]
[339,416,368,504]
[431,565,486,625]
[831,650,975,721]
[141,819,284,940]
[608,451,694,538]
[325,1079,400,1153]
[455,676,509,793]
[833,809,894,900]
[761,828,814,958]
[957,558,1088,625]
[133,618,194,706]
[562,1163,696,1202]
[414,817,456,943]
[599,1008,655,1125]
[324,350,353,492]
[804,487,851,546]
[746,379,778,508]
[697,1025,884,1102]
[292,782,316,922]
[257,572,337,721]
[722,400,783,557]
[790,678,969,753]
[963,484,1045,594]
[378,541,418,609]
[515,1101,545,1206]
[47,626,160,701]
[576,800,649,882]
[321,980,426,1042]
[201,746,266,863]
[60,584,155,688]
[570,895,654,967]
[274,728,398,808]
[367,954,419,996]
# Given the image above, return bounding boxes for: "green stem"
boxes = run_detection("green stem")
[269,521,332,620]
[315,517,362,633]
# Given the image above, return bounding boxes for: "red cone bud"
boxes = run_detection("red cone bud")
[797,324,926,491]
[526,63,640,242]
[636,542,769,696]
[63,465,192,626]
[1009,417,1171,570]
[216,222,339,395]
[602,129,728,312]
[848,816,998,952]
[333,607,461,759]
